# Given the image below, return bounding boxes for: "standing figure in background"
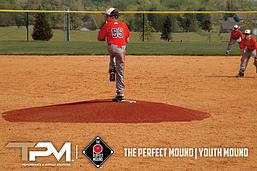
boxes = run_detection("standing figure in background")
[225,25,243,55]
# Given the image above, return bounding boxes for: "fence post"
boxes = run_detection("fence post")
[26,12,29,41]
[143,13,144,42]
[63,8,66,41]
[67,10,70,41]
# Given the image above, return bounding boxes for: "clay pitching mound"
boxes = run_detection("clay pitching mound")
[2,99,210,123]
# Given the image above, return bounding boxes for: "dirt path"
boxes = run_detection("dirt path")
[0,55,256,170]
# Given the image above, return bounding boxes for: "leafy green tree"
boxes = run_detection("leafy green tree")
[32,7,53,41]
[3,0,257,34]
[201,20,212,41]
[185,17,193,32]
[139,20,156,42]
[14,12,26,26]
[210,14,222,33]
[69,0,85,29]
[240,14,256,33]
[175,20,186,33]
[0,0,15,26]
[202,20,212,32]
[183,11,196,32]
[161,15,173,42]
[196,8,210,28]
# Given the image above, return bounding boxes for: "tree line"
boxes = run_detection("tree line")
[0,0,257,35]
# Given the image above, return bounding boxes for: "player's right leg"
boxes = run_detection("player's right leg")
[225,39,236,55]
[237,50,251,77]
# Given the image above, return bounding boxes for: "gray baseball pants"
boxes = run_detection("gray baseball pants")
[226,38,242,54]
[239,49,256,73]
[107,44,126,97]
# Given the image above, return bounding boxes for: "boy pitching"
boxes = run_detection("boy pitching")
[225,25,243,55]
[236,29,257,77]
[97,8,131,102]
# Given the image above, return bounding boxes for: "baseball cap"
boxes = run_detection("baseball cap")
[234,25,239,29]
[102,8,119,19]
[244,29,252,34]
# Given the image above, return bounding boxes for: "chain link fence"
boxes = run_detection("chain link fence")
[0,9,256,42]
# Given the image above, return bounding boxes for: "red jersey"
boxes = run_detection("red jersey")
[230,30,243,39]
[98,21,131,47]
[239,37,257,50]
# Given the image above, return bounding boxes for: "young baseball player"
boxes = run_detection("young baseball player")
[97,8,131,102]
[236,29,257,77]
[225,25,243,55]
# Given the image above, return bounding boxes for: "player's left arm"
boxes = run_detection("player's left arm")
[97,25,107,41]
[240,31,243,40]
[97,36,102,41]
[125,25,131,43]
[241,48,245,61]
[240,41,245,61]
[97,33,105,41]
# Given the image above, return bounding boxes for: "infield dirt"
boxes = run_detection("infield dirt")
[0,55,256,170]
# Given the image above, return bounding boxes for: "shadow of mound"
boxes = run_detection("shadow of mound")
[2,99,211,123]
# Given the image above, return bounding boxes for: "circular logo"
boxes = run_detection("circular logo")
[93,144,103,153]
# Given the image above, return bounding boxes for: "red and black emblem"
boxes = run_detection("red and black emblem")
[82,136,114,168]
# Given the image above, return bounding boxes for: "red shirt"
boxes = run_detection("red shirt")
[98,21,131,47]
[230,30,243,39]
[240,37,257,50]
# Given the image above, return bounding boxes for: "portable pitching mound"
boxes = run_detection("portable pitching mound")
[2,99,210,123]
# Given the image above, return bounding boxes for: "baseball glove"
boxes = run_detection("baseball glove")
[254,58,257,73]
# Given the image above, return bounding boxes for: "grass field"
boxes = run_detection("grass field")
[0,41,242,56]
[0,27,245,56]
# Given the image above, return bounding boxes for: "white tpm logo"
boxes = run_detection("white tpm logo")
[6,142,71,162]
